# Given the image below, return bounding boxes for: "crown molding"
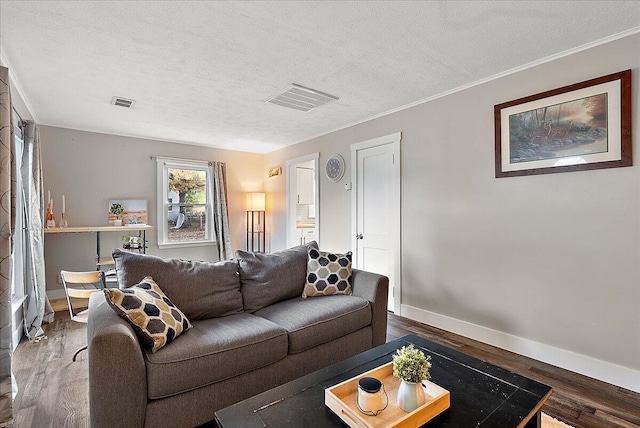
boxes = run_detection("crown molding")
[0,48,39,122]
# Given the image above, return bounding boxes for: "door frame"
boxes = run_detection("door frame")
[285,153,320,248]
[351,132,401,315]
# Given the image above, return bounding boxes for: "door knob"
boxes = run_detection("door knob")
[356,234,363,240]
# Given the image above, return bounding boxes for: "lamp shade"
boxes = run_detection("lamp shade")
[246,192,266,211]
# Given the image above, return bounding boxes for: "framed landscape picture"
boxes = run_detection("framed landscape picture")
[494,69,631,178]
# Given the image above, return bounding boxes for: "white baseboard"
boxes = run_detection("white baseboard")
[400,304,640,394]
[11,296,27,351]
[12,320,23,352]
[47,289,67,301]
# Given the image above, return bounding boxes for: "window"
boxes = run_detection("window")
[156,157,215,248]
[11,112,26,301]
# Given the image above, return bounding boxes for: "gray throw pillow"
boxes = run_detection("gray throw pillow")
[112,249,243,321]
[236,241,318,313]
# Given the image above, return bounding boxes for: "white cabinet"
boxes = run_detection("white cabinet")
[295,228,317,245]
[302,228,316,244]
[297,167,314,205]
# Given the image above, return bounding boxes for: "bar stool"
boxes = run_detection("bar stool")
[60,270,106,362]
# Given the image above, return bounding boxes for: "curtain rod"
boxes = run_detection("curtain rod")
[11,107,26,124]
[149,155,225,166]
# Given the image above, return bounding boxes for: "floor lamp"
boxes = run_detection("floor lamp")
[246,192,266,253]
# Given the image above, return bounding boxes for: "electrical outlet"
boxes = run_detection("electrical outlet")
[57,274,63,284]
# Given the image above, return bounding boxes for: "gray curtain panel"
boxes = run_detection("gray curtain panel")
[22,123,54,340]
[210,161,233,260]
[0,65,14,425]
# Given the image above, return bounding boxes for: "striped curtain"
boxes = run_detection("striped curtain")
[209,161,233,260]
[0,66,15,425]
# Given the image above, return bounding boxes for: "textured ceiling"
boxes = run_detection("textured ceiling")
[1,1,639,153]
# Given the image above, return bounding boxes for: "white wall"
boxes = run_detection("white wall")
[265,34,640,391]
[41,126,264,297]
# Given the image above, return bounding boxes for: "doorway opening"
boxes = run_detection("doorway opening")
[286,153,319,249]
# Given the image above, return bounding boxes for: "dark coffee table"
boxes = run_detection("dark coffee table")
[215,334,552,427]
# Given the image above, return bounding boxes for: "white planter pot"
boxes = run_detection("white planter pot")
[396,379,425,412]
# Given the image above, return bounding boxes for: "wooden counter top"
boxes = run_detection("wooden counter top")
[296,223,316,229]
[44,225,154,234]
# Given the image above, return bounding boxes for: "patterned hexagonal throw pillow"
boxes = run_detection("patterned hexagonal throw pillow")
[303,248,353,298]
[104,276,192,352]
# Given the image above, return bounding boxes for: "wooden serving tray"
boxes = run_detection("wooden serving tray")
[325,362,450,428]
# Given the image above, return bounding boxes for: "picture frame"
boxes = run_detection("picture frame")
[108,199,148,225]
[494,69,631,178]
[268,166,282,177]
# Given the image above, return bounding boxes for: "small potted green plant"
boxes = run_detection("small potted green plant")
[110,203,124,226]
[392,344,432,412]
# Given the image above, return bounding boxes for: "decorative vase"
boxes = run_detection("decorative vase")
[396,379,425,412]
[113,219,122,226]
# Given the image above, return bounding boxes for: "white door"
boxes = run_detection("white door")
[351,133,401,313]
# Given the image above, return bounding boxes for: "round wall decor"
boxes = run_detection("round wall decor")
[325,154,345,182]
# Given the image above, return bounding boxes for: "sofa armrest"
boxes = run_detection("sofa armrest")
[351,269,389,346]
[88,292,147,428]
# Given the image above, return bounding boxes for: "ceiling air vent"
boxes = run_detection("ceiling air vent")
[265,84,339,112]
[111,96,135,108]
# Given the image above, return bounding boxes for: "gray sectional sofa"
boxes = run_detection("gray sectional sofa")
[87,243,389,428]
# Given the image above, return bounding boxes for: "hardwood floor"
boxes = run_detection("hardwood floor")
[12,311,89,427]
[11,311,640,427]
[387,315,640,428]
[49,298,87,314]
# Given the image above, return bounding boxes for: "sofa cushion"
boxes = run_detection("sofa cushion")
[113,249,243,321]
[253,295,371,354]
[237,241,318,313]
[144,313,288,399]
[103,276,192,352]
[303,248,353,298]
